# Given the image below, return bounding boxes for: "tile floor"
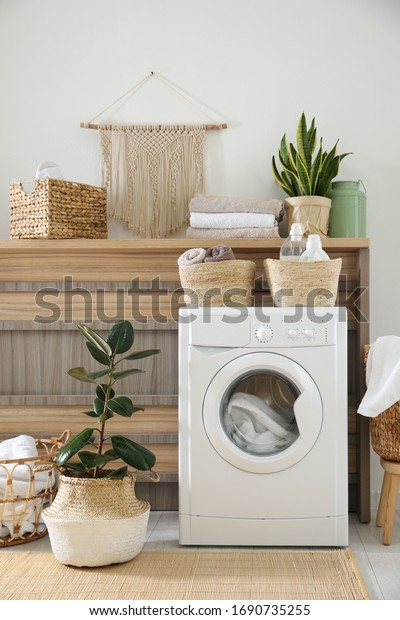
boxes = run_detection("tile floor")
[2,510,400,600]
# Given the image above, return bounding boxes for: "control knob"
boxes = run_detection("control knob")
[255,325,273,343]
[287,329,298,340]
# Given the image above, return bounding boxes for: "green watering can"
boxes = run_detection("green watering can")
[329,180,367,238]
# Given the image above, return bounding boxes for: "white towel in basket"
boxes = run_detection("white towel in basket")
[358,336,400,417]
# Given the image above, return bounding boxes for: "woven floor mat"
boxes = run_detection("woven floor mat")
[0,548,368,600]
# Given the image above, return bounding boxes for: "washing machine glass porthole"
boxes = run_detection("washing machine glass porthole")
[220,371,301,457]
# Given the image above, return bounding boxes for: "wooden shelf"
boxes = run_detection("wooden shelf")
[0,238,370,519]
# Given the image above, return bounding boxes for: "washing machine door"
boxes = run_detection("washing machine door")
[203,351,323,473]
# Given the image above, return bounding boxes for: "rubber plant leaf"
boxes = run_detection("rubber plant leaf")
[56,428,94,466]
[113,368,144,381]
[107,396,135,417]
[104,466,128,480]
[86,342,111,366]
[67,366,96,384]
[78,451,117,470]
[77,324,112,358]
[96,384,115,402]
[111,435,156,470]
[123,349,161,361]
[106,320,134,354]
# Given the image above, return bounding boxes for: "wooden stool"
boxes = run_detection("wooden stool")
[376,457,400,545]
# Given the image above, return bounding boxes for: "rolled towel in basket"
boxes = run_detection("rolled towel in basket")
[177,247,206,266]
[190,212,276,229]
[186,226,280,239]
[189,194,284,219]
[204,244,236,262]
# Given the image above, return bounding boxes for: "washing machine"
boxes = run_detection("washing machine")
[178,306,348,546]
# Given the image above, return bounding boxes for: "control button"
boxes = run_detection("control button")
[288,329,298,339]
[255,325,273,343]
[303,329,315,339]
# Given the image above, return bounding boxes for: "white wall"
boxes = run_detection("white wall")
[1,0,400,499]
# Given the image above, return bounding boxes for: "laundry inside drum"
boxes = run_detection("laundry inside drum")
[221,371,300,456]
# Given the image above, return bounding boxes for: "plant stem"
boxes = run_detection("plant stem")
[93,358,115,477]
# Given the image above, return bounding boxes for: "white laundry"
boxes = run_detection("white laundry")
[225,392,297,453]
[35,161,64,180]
[357,335,400,417]
[0,435,51,537]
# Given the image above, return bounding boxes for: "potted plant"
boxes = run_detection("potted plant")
[42,320,160,567]
[272,112,351,236]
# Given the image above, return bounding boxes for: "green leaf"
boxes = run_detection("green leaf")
[67,366,96,384]
[82,410,98,418]
[104,466,128,479]
[56,428,94,466]
[77,324,112,357]
[122,349,161,361]
[310,144,324,195]
[106,321,134,354]
[111,435,156,470]
[107,396,135,417]
[296,155,312,195]
[86,342,111,366]
[281,170,300,197]
[87,369,111,380]
[272,156,293,196]
[278,134,296,174]
[296,112,312,170]
[78,451,117,470]
[96,384,115,401]
[60,461,86,473]
[113,368,144,380]
[93,397,106,416]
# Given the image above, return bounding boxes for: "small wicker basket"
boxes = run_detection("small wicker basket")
[0,430,69,547]
[364,345,400,462]
[264,258,342,307]
[179,260,256,307]
[10,178,107,239]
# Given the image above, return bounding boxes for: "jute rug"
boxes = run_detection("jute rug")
[0,549,368,600]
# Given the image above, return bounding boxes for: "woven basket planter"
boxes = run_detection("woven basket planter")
[10,179,107,239]
[179,260,256,307]
[364,345,400,462]
[264,258,342,307]
[284,196,331,237]
[42,472,155,566]
[0,431,69,547]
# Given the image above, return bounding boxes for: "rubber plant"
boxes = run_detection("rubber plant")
[55,320,160,479]
[272,112,352,198]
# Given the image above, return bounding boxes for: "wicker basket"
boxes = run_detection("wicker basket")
[0,430,70,547]
[364,345,400,461]
[264,258,342,307]
[179,260,256,307]
[42,471,159,566]
[10,178,107,239]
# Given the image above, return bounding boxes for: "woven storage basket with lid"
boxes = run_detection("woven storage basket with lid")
[264,258,342,307]
[10,178,107,239]
[42,471,156,566]
[364,345,400,461]
[179,260,256,307]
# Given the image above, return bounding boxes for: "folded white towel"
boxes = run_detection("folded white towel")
[186,226,280,239]
[177,247,206,266]
[189,194,284,219]
[190,212,276,229]
[358,336,400,417]
[0,435,37,460]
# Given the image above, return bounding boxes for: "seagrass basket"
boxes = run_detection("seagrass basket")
[364,345,400,461]
[0,430,70,547]
[264,258,342,307]
[179,260,256,307]
[10,178,107,239]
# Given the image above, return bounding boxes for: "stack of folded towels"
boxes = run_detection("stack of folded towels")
[186,194,284,239]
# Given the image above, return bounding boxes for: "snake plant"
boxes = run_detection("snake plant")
[55,320,160,479]
[272,112,352,198]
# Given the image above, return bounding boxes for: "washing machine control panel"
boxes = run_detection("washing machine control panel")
[251,314,337,347]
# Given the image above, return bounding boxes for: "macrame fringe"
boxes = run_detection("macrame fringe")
[100,124,205,238]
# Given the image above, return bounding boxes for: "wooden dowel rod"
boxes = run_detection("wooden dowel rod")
[80,122,227,131]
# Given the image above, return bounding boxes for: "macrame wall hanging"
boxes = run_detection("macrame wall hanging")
[81,73,227,238]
